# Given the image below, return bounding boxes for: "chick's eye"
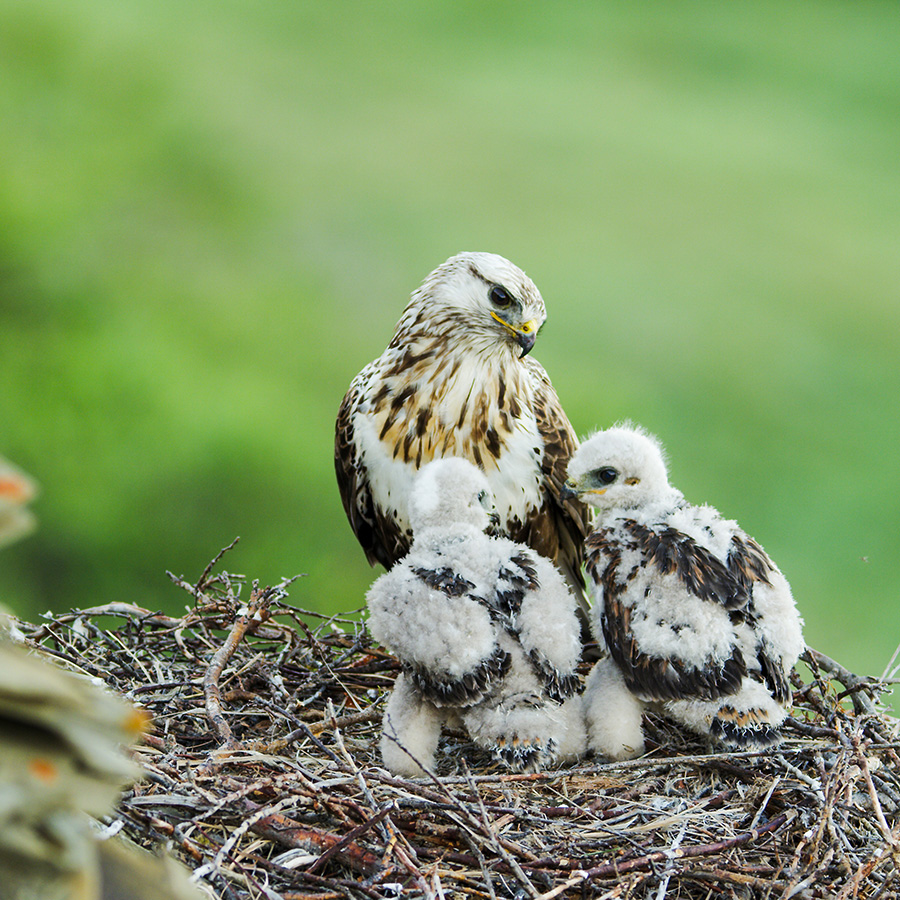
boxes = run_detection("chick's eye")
[489,285,512,308]
[476,489,491,508]
[597,467,618,485]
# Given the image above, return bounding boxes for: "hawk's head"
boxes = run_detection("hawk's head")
[398,252,547,358]
[562,424,672,511]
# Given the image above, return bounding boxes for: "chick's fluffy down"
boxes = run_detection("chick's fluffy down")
[368,563,497,680]
[367,457,585,776]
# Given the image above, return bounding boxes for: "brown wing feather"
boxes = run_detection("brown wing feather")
[621,519,749,610]
[728,534,790,700]
[526,360,591,599]
[334,373,408,569]
[727,534,775,594]
[755,641,792,704]
[585,529,746,702]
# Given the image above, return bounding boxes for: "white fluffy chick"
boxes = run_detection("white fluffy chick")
[367,457,585,776]
[562,424,804,759]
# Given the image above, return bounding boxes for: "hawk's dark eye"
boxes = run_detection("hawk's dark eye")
[597,467,618,485]
[489,285,512,308]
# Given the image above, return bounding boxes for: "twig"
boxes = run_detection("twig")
[305,803,393,875]
[200,582,287,761]
[654,807,689,899]
[25,603,187,638]
[307,707,381,737]
[805,647,881,714]
[191,794,296,884]
[748,776,780,831]
[570,811,795,884]
[196,537,242,593]
[238,797,382,876]
[463,762,541,900]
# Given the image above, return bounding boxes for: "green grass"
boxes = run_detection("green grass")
[1,0,898,688]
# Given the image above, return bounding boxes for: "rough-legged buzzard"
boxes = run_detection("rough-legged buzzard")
[336,252,590,606]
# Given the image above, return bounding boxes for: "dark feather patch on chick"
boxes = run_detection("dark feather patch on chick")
[601,593,747,702]
[412,566,477,598]
[492,550,541,621]
[756,642,792,704]
[528,648,582,703]
[623,520,749,610]
[405,645,511,707]
[727,533,775,592]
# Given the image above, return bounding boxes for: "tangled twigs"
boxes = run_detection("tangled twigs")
[576,810,795,883]
[804,646,882,715]
[202,579,295,762]
[852,733,900,856]
[238,797,383,876]
[12,549,900,899]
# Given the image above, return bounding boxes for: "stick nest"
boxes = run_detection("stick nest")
[15,548,900,899]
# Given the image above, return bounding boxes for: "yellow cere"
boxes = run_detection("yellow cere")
[490,313,538,337]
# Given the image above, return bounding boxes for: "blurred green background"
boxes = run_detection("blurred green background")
[1,1,898,685]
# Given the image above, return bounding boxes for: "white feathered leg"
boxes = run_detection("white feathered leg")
[380,673,444,776]
[583,657,646,760]
[552,694,588,765]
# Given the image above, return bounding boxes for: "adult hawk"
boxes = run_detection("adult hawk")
[335,251,590,605]
[562,424,804,758]
[367,458,585,775]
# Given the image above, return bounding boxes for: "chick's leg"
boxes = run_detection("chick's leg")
[583,657,646,760]
[380,672,444,776]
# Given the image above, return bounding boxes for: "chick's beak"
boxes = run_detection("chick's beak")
[559,477,580,502]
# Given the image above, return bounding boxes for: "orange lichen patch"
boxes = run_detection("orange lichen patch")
[123,707,153,736]
[0,476,33,503]
[29,757,59,784]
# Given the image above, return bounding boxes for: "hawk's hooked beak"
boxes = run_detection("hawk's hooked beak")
[491,312,539,358]
[516,324,538,357]
[485,510,503,537]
